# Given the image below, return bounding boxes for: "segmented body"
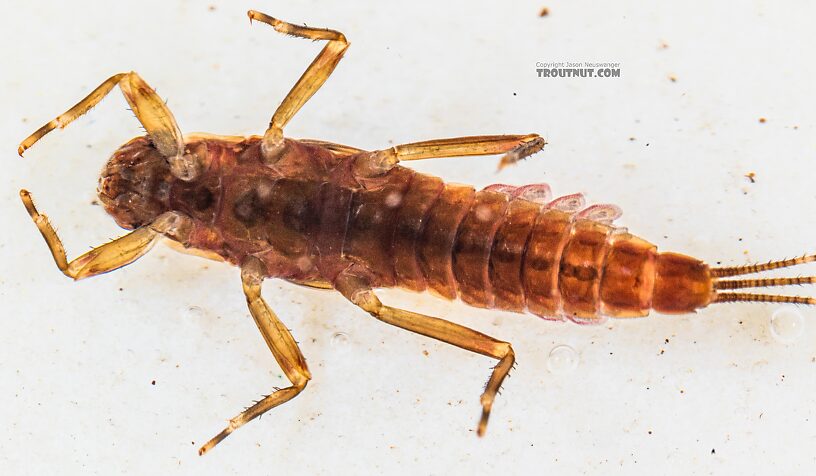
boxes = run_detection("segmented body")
[101,134,712,322]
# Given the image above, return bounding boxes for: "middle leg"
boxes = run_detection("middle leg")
[199,257,311,455]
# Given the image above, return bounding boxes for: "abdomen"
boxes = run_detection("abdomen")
[341,170,662,320]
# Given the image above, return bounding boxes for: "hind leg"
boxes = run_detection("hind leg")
[333,268,515,436]
[353,134,546,177]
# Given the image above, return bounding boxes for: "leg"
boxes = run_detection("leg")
[333,269,515,436]
[247,10,350,160]
[20,190,189,280]
[353,134,547,177]
[199,257,311,455]
[18,72,200,180]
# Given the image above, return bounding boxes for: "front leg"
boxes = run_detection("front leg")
[247,10,350,162]
[18,71,202,181]
[20,190,190,280]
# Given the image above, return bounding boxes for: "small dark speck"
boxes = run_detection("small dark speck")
[738,238,743,242]
[645,143,650,146]
[151,380,156,385]
[90,199,100,206]
[628,137,636,141]
[192,441,195,445]
[86,144,93,149]
[711,449,716,455]
[208,5,216,11]
[22,117,28,123]
[648,430,652,435]
[539,7,550,17]
[119,287,123,291]
[716,261,722,265]
[513,92,517,96]
[665,338,670,344]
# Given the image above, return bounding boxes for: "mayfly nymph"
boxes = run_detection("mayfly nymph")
[18,9,816,455]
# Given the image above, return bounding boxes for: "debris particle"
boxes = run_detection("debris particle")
[539,7,550,17]
[658,40,670,49]
[422,350,429,357]
[758,117,767,124]
[745,172,756,183]
[628,137,636,141]
[711,449,716,454]
[668,74,677,82]
[208,5,216,11]
[151,380,156,385]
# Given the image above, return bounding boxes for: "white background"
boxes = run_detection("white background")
[2,1,816,474]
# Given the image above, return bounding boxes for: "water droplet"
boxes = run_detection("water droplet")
[385,191,403,208]
[295,256,312,272]
[547,344,578,374]
[475,204,493,221]
[331,332,350,348]
[770,306,804,344]
[183,305,205,319]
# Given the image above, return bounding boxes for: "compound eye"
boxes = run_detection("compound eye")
[114,192,162,229]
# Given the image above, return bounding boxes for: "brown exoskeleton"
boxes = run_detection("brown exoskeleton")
[18,9,816,455]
